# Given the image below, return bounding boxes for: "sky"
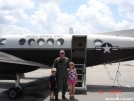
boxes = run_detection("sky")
[0,0,134,35]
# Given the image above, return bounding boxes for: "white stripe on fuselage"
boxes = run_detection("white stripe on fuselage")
[0,34,134,49]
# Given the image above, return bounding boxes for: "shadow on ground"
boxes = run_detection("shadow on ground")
[0,76,50,101]
[87,85,134,93]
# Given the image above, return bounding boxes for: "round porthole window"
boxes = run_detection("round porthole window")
[19,38,26,45]
[94,39,103,46]
[28,38,35,45]
[56,38,64,46]
[47,38,54,45]
[37,38,44,46]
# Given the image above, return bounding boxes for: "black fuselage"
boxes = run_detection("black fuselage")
[0,48,134,73]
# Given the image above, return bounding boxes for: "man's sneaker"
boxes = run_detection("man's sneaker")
[55,96,58,100]
[62,95,67,100]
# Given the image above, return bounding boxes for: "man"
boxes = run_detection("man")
[52,50,70,100]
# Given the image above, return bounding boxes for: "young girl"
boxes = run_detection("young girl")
[49,68,57,100]
[68,62,78,100]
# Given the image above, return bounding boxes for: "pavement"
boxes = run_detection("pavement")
[0,60,134,101]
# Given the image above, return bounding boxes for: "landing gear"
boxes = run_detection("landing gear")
[8,87,19,99]
[8,73,23,99]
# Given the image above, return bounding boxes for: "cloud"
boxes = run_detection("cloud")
[102,0,134,21]
[0,0,134,35]
[0,0,34,25]
[29,2,78,34]
[0,0,35,10]
[102,0,134,11]
[0,25,32,35]
[32,0,66,5]
[12,9,28,20]
[0,10,18,24]
[29,0,133,34]
[28,1,101,34]
[74,0,133,33]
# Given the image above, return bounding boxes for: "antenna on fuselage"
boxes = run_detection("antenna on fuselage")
[69,27,73,34]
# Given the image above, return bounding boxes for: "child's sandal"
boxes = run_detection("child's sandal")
[69,96,72,100]
[72,95,75,99]
[50,96,54,100]
[70,95,74,100]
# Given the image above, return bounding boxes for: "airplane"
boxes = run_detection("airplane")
[0,28,134,99]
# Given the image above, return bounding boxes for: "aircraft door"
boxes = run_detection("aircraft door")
[71,35,87,93]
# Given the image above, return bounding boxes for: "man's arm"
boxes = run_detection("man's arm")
[51,59,57,76]
[67,69,69,84]
[67,58,70,69]
[52,58,57,69]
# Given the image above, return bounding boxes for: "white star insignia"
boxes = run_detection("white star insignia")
[102,44,111,53]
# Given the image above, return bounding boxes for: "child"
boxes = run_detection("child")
[49,68,57,100]
[68,62,78,100]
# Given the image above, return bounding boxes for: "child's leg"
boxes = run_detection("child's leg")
[72,84,75,96]
[53,91,55,98]
[50,90,52,99]
[51,91,54,99]
[69,84,72,96]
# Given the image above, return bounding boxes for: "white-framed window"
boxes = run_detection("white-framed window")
[19,38,26,45]
[94,39,103,46]
[47,38,54,45]
[28,38,35,45]
[56,38,64,46]
[37,38,44,46]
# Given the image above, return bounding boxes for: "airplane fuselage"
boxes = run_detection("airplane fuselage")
[0,34,134,75]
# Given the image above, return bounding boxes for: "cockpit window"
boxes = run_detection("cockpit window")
[56,38,64,46]
[0,38,6,45]
[37,38,44,46]
[47,38,54,45]
[28,38,35,45]
[19,38,26,45]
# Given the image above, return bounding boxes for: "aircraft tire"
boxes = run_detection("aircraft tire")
[8,87,19,99]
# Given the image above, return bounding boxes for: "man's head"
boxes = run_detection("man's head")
[59,50,65,59]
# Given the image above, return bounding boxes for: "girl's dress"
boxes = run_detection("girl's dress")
[68,69,76,84]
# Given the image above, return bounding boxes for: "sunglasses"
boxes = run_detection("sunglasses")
[60,53,64,54]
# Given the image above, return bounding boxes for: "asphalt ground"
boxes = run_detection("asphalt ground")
[0,60,134,101]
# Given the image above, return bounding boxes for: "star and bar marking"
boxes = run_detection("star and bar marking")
[96,43,119,53]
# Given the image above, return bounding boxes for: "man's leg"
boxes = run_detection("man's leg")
[55,79,61,100]
[62,81,68,99]
[55,88,59,97]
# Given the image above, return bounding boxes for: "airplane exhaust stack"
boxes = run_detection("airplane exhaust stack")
[69,27,73,34]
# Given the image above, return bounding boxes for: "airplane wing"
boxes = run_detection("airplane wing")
[0,51,47,67]
[94,29,134,37]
